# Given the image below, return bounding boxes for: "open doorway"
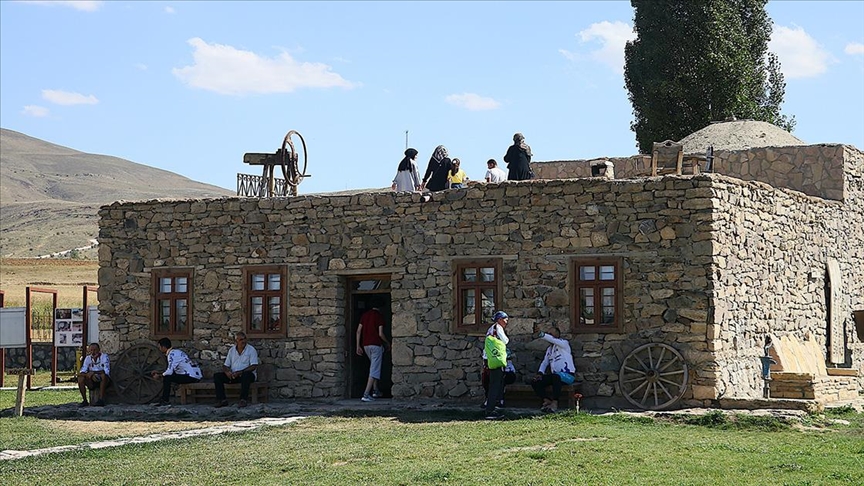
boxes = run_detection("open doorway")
[346,277,392,399]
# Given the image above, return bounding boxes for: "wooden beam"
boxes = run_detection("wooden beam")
[243,152,279,166]
[6,368,35,417]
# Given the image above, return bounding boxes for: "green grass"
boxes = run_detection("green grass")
[0,387,78,410]
[0,406,862,485]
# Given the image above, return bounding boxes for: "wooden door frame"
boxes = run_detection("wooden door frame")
[344,274,391,398]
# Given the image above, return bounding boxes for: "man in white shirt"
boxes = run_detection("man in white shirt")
[77,343,110,407]
[484,159,508,183]
[213,332,259,408]
[150,337,202,406]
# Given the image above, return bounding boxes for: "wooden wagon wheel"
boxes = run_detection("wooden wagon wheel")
[111,342,166,404]
[280,130,308,194]
[618,343,688,410]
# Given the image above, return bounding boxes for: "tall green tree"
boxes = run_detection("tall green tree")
[624,0,795,154]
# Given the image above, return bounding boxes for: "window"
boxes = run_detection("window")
[243,266,287,337]
[571,258,623,332]
[454,259,503,333]
[152,269,192,338]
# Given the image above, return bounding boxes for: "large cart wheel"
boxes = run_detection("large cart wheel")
[280,130,308,192]
[618,343,688,410]
[111,342,166,404]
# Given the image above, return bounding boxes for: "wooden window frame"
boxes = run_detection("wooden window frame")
[570,257,624,333]
[453,259,503,334]
[243,265,288,338]
[151,268,193,339]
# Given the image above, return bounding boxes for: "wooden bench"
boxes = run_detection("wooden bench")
[178,364,274,405]
[504,383,578,409]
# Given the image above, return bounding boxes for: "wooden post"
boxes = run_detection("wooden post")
[7,368,35,417]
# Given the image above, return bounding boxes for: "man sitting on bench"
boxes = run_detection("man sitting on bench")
[531,330,576,413]
[214,332,259,408]
[150,337,202,406]
[77,342,110,407]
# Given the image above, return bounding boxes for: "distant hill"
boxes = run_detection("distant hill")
[0,128,234,258]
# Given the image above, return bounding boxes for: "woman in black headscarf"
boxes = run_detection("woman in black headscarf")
[421,145,453,192]
[392,148,421,192]
[504,132,533,181]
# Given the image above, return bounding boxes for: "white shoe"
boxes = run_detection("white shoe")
[372,391,383,398]
[361,395,374,402]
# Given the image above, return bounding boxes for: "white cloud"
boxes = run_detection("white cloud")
[845,42,864,56]
[769,25,833,78]
[22,105,50,117]
[445,93,501,111]
[565,21,636,74]
[41,89,99,105]
[18,1,103,11]
[558,49,578,62]
[165,6,175,14]
[172,37,357,95]
[134,63,148,71]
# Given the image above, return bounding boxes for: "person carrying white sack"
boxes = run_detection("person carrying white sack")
[531,329,576,412]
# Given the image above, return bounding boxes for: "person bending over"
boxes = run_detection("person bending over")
[150,337,202,406]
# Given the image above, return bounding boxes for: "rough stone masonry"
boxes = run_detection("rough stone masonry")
[96,143,863,409]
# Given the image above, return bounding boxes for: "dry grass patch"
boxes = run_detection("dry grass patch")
[0,258,98,306]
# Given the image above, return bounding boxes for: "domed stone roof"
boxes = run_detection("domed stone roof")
[678,119,805,154]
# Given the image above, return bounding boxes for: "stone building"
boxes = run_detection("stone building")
[96,134,863,409]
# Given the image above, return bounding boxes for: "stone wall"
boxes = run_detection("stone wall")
[98,177,721,406]
[4,345,78,372]
[711,144,847,201]
[710,147,864,399]
[534,156,650,180]
[96,145,863,406]
[534,144,847,202]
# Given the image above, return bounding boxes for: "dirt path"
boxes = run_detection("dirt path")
[0,416,307,461]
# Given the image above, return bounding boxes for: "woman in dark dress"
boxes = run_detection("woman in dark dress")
[421,145,453,192]
[504,132,533,181]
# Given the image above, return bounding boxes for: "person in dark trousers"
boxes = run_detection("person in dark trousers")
[531,330,576,413]
[356,300,391,401]
[421,145,453,192]
[504,132,533,181]
[150,337,202,406]
[213,332,259,408]
[483,311,510,420]
[482,349,516,408]
[77,342,110,407]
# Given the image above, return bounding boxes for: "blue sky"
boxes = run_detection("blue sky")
[1,1,862,195]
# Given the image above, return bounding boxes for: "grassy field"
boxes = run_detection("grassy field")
[1,389,862,486]
[0,258,99,308]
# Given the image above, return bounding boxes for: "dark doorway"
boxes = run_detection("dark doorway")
[347,277,392,399]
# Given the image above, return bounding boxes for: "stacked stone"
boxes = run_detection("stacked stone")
[4,345,77,372]
[95,144,863,405]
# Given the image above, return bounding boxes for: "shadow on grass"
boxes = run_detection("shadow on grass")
[324,407,589,424]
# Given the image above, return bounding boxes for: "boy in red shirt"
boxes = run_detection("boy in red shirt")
[356,302,391,401]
